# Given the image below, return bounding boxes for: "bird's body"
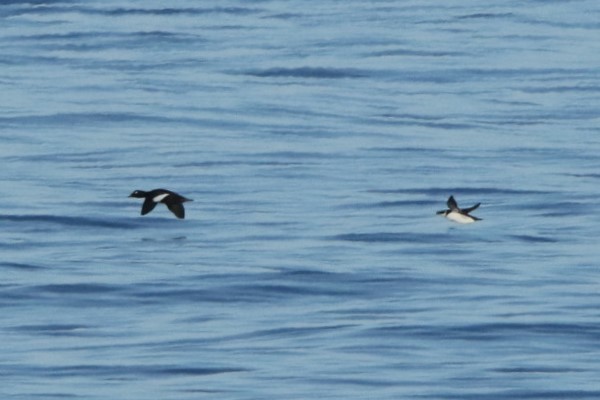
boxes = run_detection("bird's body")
[129,189,192,219]
[437,195,481,224]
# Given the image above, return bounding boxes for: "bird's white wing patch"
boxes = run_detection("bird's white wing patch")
[153,193,170,202]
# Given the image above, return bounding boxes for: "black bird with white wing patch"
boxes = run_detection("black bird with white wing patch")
[129,189,192,219]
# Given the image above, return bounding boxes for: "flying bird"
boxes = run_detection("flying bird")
[436,195,481,224]
[129,189,192,219]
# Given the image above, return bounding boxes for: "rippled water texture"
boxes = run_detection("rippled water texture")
[1,1,600,399]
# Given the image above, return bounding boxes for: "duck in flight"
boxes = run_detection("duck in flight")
[129,189,192,219]
[436,195,481,224]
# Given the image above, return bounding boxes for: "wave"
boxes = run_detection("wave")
[225,323,356,342]
[11,31,203,52]
[367,187,552,196]
[12,364,247,379]
[132,282,360,305]
[0,262,45,270]
[418,389,600,400]
[244,67,367,79]
[11,324,93,336]
[0,112,182,127]
[509,234,557,243]
[368,321,600,341]
[35,283,122,295]
[3,5,261,17]
[339,199,439,210]
[333,232,451,244]
[97,7,260,17]
[0,214,137,229]
[521,85,600,94]
[456,12,515,20]
[367,48,465,57]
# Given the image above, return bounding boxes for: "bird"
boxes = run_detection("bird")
[129,189,192,219]
[436,195,481,224]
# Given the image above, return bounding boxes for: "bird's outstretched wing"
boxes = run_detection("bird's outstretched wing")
[141,198,157,215]
[462,203,481,213]
[167,203,185,219]
[447,196,459,211]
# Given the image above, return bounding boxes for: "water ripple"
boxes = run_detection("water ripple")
[0,214,137,229]
[244,67,368,79]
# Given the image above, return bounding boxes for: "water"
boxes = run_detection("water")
[1,1,600,398]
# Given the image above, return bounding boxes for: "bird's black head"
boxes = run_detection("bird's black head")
[436,210,449,216]
[129,190,147,198]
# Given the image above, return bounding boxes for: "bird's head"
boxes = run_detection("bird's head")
[129,190,147,198]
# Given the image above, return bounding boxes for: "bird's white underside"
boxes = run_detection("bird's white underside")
[446,211,476,224]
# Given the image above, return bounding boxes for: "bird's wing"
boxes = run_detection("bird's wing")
[141,198,157,215]
[462,202,481,213]
[167,203,185,219]
[447,196,460,211]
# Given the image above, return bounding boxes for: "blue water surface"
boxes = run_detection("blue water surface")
[1,1,600,399]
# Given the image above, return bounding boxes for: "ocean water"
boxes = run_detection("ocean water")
[1,1,600,399]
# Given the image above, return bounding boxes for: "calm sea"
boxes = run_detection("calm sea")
[1,1,600,399]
